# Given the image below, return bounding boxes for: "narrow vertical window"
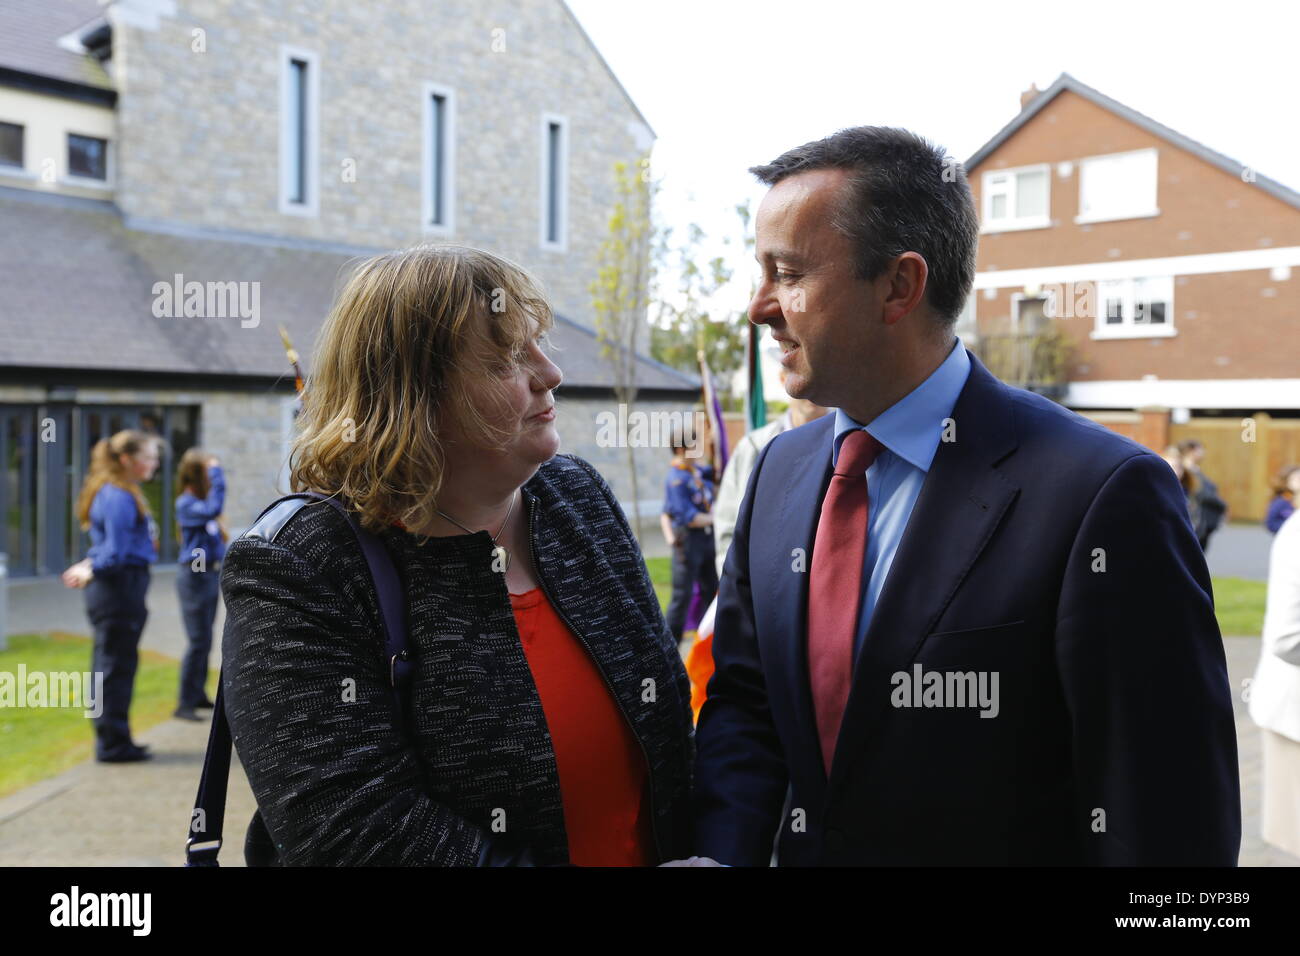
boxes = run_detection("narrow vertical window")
[540,114,568,249]
[421,83,455,234]
[546,122,560,242]
[289,58,307,203]
[279,46,319,216]
[430,94,445,224]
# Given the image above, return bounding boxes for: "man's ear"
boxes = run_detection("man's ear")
[882,252,929,326]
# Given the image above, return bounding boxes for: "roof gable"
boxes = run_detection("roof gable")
[965,72,1300,212]
[0,0,112,93]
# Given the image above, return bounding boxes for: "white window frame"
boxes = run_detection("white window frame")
[1090,275,1176,339]
[1075,147,1159,225]
[539,113,569,251]
[278,45,320,217]
[61,130,113,191]
[421,82,456,236]
[980,163,1051,233]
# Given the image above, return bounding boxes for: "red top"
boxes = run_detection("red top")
[509,587,656,866]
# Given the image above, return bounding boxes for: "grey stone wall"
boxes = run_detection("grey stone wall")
[556,395,702,523]
[111,0,652,329]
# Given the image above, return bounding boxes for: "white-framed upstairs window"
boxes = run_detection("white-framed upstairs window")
[278,45,320,216]
[1076,147,1158,224]
[421,82,455,235]
[981,163,1050,232]
[540,113,568,251]
[1091,276,1175,339]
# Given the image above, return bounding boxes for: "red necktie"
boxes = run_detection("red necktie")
[807,428,883,773]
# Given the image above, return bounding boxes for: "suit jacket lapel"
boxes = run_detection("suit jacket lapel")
[827,354,1021,794]
[767,416,834,793]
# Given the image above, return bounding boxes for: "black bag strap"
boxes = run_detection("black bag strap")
[185,492,412,866]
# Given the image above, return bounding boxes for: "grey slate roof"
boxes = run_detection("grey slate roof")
[0,0,112,91]
[965,72,1300,212]
[0,185,698,392]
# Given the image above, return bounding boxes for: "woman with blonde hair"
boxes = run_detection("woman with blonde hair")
[63,429,161,762]
[173,448,226,720]
[219,244,692,866]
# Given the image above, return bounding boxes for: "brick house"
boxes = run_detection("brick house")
[0,0,695,578]
[961,73,1300,518]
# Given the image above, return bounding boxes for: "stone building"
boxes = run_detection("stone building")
[0,0,697,577]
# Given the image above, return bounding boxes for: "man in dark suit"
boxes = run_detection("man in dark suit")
[691,127,1241,866]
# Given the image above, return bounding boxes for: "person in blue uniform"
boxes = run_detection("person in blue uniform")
[63,430,160,763]
[662,432,718,644]
[173,448,227,720]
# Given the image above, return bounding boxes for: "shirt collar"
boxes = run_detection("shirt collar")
[832,340,971,473]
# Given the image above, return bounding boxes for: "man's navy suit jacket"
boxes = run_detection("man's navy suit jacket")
[694,351,1241,866]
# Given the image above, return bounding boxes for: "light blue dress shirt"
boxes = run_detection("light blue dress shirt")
[830,340,971,658]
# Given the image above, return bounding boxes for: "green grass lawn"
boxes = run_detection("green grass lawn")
[647,558,1265,638]
[0,632,206,799]
[645,556,672,612]
[1212,577,1267,637]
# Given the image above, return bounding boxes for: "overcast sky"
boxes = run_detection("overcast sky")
[566,0,1300,333]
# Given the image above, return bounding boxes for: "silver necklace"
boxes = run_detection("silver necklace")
[436,491,517,572]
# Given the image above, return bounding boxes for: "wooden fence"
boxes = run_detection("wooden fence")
[1169,414,1300,522]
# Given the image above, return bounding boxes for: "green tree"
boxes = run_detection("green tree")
[590,155,655,541]
[650,216,748,405]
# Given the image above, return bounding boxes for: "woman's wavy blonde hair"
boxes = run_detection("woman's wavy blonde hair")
[289,244,554,534]
[75,429,156,530]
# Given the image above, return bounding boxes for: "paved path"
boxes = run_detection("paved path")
[1205,522,1272,582]
[0,711,258,866]
[6,565,217,660]
[1,565,255,865]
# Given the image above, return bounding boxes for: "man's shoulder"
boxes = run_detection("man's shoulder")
[1002,384,1151,470]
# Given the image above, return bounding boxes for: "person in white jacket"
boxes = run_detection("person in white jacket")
[1248,509,1300,858]
[713,365,830,577]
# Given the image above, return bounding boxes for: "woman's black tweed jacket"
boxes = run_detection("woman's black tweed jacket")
[219,454,694,865]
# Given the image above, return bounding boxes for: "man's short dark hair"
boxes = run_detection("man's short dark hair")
[750,126,979,326]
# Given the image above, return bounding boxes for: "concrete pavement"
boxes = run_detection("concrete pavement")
[6,564,222,661]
